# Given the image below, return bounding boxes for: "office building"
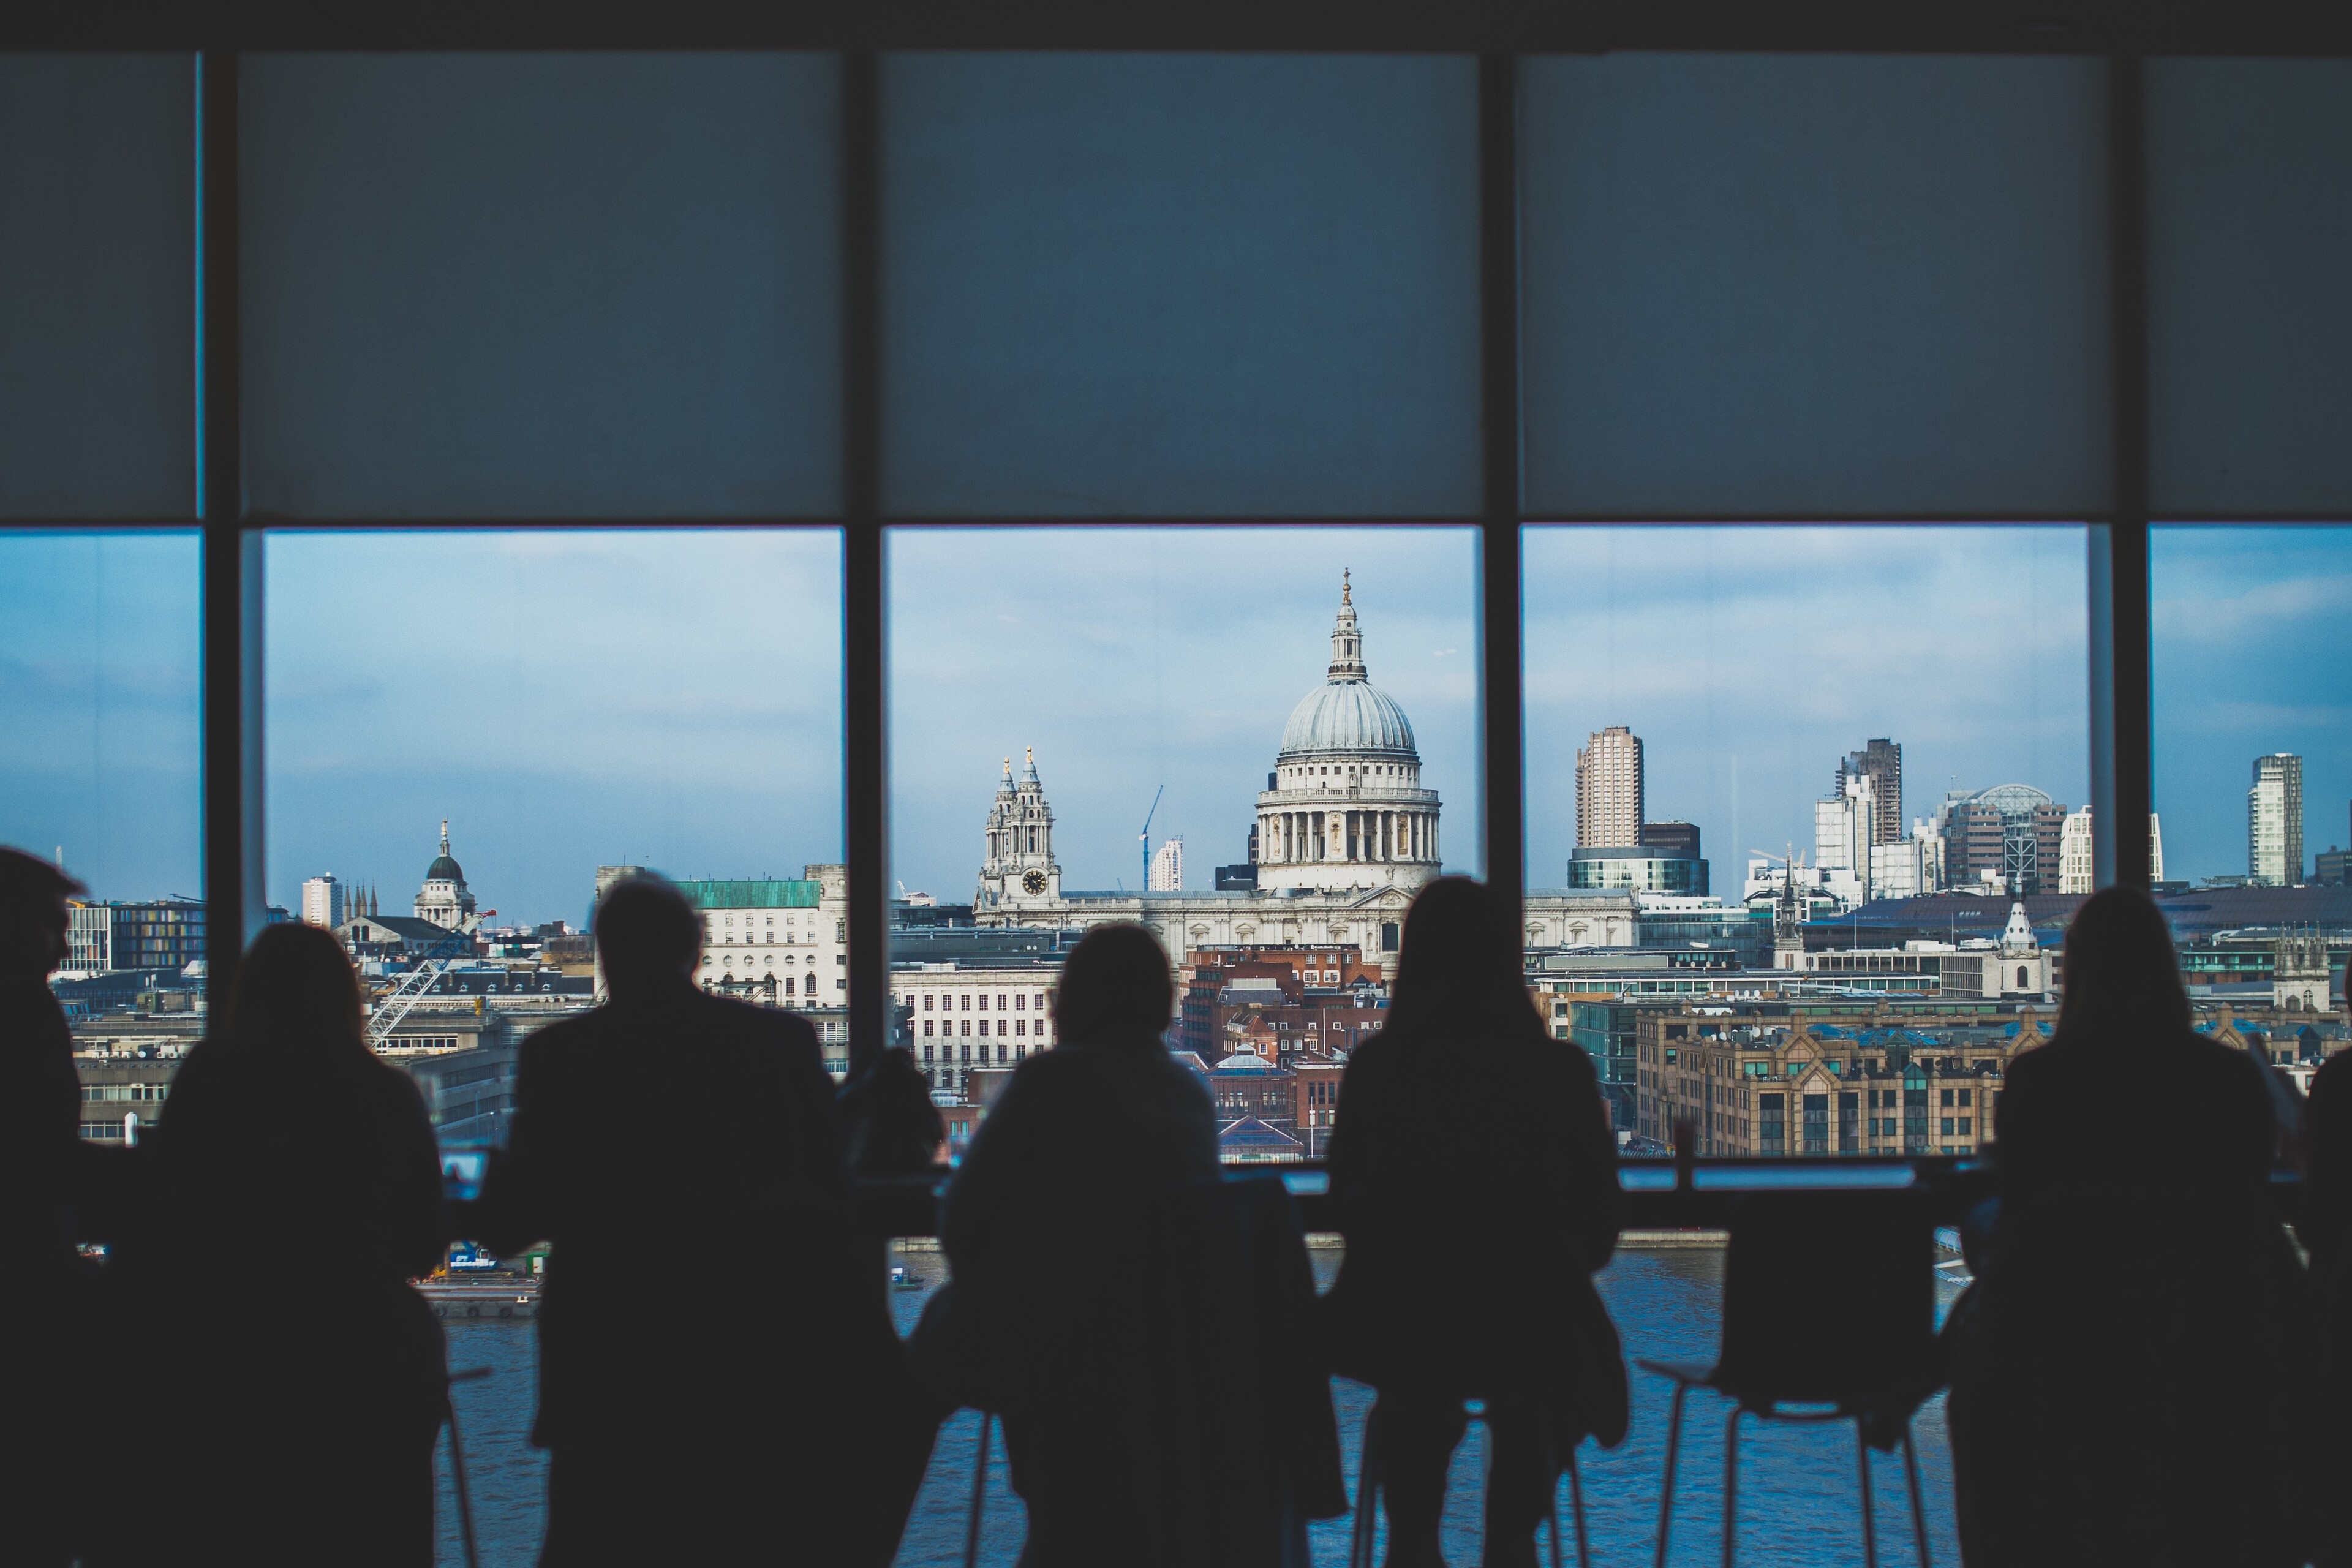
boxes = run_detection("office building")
[300,875,347,929]
[2057,809,2167,894]
[66,900,207,976]
[1567,845,1708,895]
[2250,753,2304,886]
[670,868,848,1007]
[1638,821,1701,860]
[1940,785,2067,897]
[1576,726,1644,850]
[1838,740,1904,847]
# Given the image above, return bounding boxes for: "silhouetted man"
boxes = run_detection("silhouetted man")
[481,874,881,1564]
[0,848,89,1566]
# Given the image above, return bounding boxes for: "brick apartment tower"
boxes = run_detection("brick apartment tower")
[1577,726,1645,848]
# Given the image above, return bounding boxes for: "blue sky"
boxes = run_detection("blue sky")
[4,523,2346,924]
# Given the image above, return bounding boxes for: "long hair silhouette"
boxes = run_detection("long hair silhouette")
[2052,886,2189,1044]
[1387,877,1540,1039]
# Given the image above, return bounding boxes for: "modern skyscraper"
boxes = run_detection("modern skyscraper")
[1576,726,1643,848]
[1148,835,1184,892]
[2249,753,2304,886]
[1838,740,1903,846]
[300,874,346,928]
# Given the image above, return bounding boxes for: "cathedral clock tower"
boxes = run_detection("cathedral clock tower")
[977,748,1062,911]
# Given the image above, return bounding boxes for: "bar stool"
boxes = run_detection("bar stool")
[1637,1192,1943,1568]
[1346,1397,1592,1568]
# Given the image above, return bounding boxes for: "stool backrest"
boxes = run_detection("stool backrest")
[1714,1191,1937,1407]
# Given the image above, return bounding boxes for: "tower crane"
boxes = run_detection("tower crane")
[1140,785,1165,889]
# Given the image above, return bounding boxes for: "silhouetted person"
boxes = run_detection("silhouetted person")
[1945,888,2300,1567]
[480,874,899,1565]
[2302,971,2352,1567]
[124,921,447,1565]
[933,923,1337,1566]
[0,848,91,1566]
[1322,878,1626,1568]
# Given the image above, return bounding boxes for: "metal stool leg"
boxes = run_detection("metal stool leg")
[444,1366,490,1568]
[1563,1442,1591,1568]
[963,1409,991,1568]
[1351,1403,1381,1568]
[1855,1418,1878,1568]
[1901,1420,1931,1568]
[1655,1381,1688,1568]
[1721,1407,1741,1568]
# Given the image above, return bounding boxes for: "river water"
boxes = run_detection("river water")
[434,1245,1967,1566]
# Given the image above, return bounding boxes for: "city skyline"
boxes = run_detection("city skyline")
[7,524,2349,924]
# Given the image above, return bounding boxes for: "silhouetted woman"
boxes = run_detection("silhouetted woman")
[1323,878,1626,1568]
[1945,888,2300,1567]
[129,923,447,1566]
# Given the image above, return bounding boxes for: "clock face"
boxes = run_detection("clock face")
[1022,869,1049,896]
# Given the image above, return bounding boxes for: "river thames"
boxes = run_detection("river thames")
[434,1243,1967,1566]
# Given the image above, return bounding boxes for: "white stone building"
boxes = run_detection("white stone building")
[413,821,479,932]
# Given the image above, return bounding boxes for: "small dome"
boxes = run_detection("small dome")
[427,854,464,884]
[1279,679,1417,760]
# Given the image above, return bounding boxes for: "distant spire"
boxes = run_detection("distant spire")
[1327,571,1367,682]
[1022,745,1040,785]
[440,818,450,857]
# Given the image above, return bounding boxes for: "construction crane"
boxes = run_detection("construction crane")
[364,925,474,1050]
[1139,785,1165,889]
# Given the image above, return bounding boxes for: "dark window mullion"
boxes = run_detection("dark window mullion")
[843,51,888,1071]
[1479,53,1525,905]
[2096,52,2154,892]
[198,47,260,1026]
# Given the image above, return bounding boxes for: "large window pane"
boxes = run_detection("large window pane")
[0,56,194,519]
[2152,526,2352,901]
[0,530,202,911]
[2149,61,2352,516]
[1525,526,2089,1140]
[265,529,846,1048]
[241,55,842,519]
[888,527,1477,1147]
[881,55,1482,517]
[1519,56,2109,518]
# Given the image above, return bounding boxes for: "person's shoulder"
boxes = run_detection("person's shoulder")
[2313,1047,2352,1106]
[697,993,821,1054]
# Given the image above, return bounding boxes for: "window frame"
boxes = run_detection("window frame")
[21,26,2312,1073]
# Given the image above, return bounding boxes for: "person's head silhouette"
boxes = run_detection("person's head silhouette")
[0,846,84,986]
[233,921,366,1051]
[595,873,701,1001]
[1053,924,1173,1047]
[2055,886,2189,1043]
[1390,876,1537,1035]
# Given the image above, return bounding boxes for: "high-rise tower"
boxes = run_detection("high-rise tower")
[1838,739,1903,846]
[2250,753,2304,886]
[1576,726,1644,848]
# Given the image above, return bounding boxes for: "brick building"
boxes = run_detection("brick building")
[1631,1000,2045,1157]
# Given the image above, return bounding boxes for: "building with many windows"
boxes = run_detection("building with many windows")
[66,899,206,976]
[667,869,848,1008]
[1576,725,1644,850]
[2250,752,2305,887]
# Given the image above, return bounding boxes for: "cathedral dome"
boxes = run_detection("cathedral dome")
[1276,570,1418,761]
[1279,679,1417,759]
[426,853,464,883]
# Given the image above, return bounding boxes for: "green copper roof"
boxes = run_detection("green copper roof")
[676,879,823,910]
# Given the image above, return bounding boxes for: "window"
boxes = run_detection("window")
[2153,527,2350,891]
[1,533,202,915]
[266,531,844,961]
